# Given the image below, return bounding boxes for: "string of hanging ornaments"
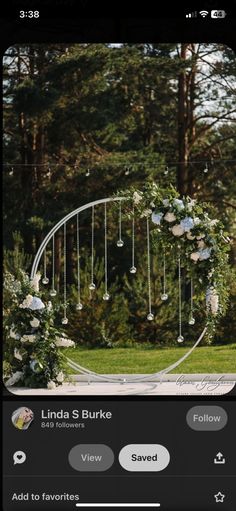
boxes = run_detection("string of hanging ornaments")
[4,158,236,180]
[29,180,231,385]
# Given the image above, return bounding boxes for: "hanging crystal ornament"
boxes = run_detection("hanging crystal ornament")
[61,222,68,325]
[50,235,57,296]
[188,278,195,325]
[117,201,124,247]
[125,166,130,176]
[85,168,90,177]
[164,165,169,175]
[177,255,184,342]
[103,203,110,301]
[9,166,14,176]
[42,250,49,284]
[146,217,154,321]
[76,213,83,311]
[89,205,96,290]
[204,162,208,174]
[130,207,137,274]
[161,248,168,301]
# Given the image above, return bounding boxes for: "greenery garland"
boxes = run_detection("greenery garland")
[116,182,231,340]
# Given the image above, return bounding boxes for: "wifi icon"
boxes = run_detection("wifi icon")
[199,10,209,17]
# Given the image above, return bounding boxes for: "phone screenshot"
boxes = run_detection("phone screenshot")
[1,2,236,510]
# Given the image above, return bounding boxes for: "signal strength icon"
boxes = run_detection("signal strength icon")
[199,10,209,17]
[186,11,197,18]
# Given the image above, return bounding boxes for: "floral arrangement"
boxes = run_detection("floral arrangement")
[3,271,75,389]
[116,182,231,338]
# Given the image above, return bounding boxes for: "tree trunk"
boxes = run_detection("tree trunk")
[177,44,189,195]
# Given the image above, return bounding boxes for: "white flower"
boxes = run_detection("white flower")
[14,349,22,361]
[206,287,219,315]
[5,371,23,387]
[47,301,53,311]
[164,212,176,222]
[186,199,196,211]
[151,212,164,225]
[29,296,45,311]
[209,219,219,227]
[197,240,206,249]
[47,380,57,390]
[162,199,170,207]
[19,294,33,309]
[9,327,20,340]
[56,371,64,383]
[133,191,143,204]
[186,232,195,240]
[180,216,194,232]
[30,318,40,328]
[193,217,201,226]
[190,252,200,262]
[21,334,36,344]
[172,224,185,237]
[141,209,152,217]
[198,248,211,261]
[196,234,205,240]
[173,198,184,210]
[31,273,41,292]
[55,337,75,348]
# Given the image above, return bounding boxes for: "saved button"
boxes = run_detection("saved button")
[119,444,170,472]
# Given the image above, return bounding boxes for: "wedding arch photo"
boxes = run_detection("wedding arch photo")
[3,43,236,396]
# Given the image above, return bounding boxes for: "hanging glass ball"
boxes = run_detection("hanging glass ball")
[76,302,83,311]
[50,289,57,297]
[188,316,195,325]
[62,317,68,325]
[161,293,168,301]
[89,282,96,290]
[103,292,110,301]
[42,277,49,285]
[147,312,154,321]
[117,239,124,247]
[177,335,184,343]
[130,266,137,274]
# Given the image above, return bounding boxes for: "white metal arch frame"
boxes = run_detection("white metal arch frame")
[30,196,206,383]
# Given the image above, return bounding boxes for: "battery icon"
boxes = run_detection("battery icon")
[211,10,227,18]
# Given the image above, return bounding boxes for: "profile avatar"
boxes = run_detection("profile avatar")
[12,407,34,430]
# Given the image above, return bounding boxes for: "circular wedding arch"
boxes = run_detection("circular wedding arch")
[30,197,207,384]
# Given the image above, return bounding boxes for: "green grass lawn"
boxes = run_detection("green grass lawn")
[64,343,236,374]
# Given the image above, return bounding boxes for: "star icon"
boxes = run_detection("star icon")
[214,492,225,503]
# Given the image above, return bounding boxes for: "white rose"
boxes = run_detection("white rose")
[172,224,185,237]
[9,327,20,340]
[14,349,23,361]
[164,212,176,222]
[47,380,57,390]
[206,287,219,315]
[19,294,33,309]
[196,234,205,240]
[30,318,40,328]
[133,191,143,204]
[21,334,36,344]
[186,232,195,240]
[193,217,201,226]
[31,273,41,292]
[55,337,75,348]
[56,371,64,383]
[5,371,23,387]
[190,252,200,262]
[162,199,170,207]
[197,240,206,249]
